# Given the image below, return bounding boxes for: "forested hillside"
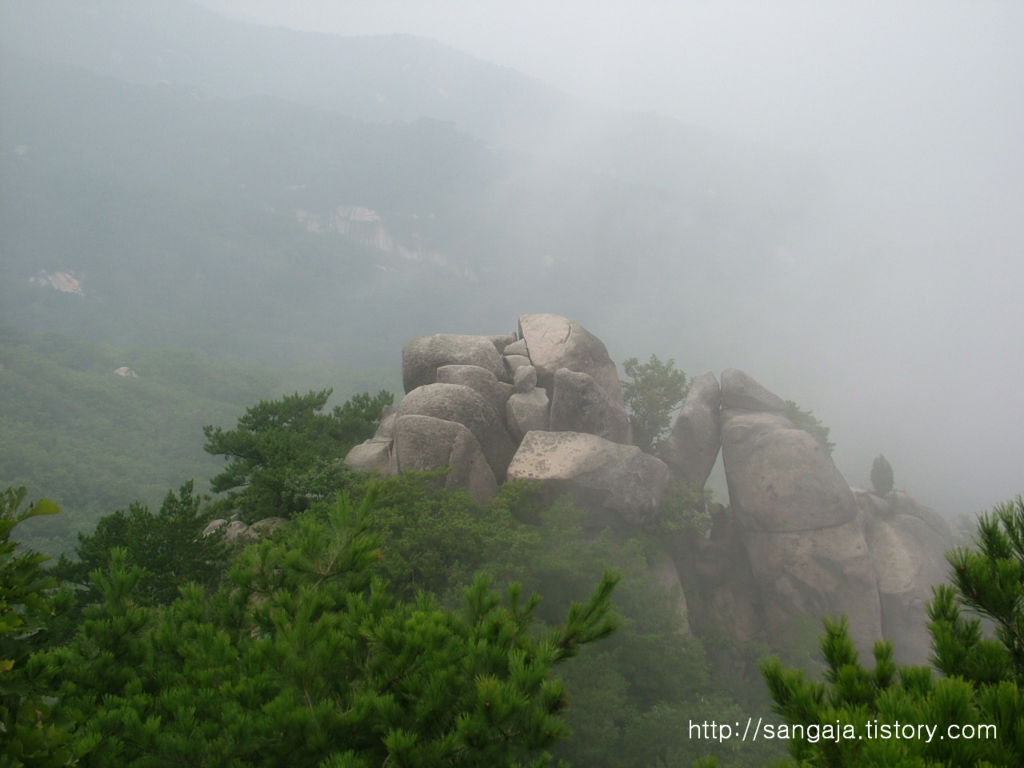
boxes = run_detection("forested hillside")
[0,327,395,555]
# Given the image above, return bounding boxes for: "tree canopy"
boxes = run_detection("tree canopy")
[203,388,392,518]
[620,355,689,455]
[38,485,621,767]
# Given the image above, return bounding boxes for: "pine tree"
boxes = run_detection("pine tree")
[203,389,393,518]
[621,355,688,455]
[758,496,1024,767]
[871,454,895,495]
[0,488,81,767]
[47,483,621,766]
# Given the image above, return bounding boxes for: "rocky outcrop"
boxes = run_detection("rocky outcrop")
[721,370,881,655]
[723,414,857,533]
[518,314,624,407]
[435,364,514,424]
[857,489,951,664]
[548,368,631,444]
[346,316,952,667]
[662,371,721,489]
[203,514,287,543]
[393,383,515,480]
[393,414,498,503]
[506,430,668,525]
[402,334,510,393]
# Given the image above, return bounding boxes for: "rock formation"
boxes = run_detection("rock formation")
[661,370,721,489]
[548,368,631,444]
[345,313,952,662]
[506,430,668,525]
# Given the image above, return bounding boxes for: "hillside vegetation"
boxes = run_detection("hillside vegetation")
[0,327,395,556]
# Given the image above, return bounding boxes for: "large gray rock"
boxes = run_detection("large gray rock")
[435,365,514,423]
[890,491,954,543]
[722,398,881,658]
[344,438,393,474]
[394,383,516,480]
[859,490,950,665]
[744,515,883,658]
[662,371,721,488]
[649,543,691,634]
[513,364,537,393]
[518,314,624,407]
[722,411,857,533]
[720,368,787,412]
[392,415,498,504]
[402,334,510,393]
[506,389,550,442]
[549,368,631,444]
[507,431,668,524]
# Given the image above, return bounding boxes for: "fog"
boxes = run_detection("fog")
[194,0,1024,518]
[3,0,1021,522]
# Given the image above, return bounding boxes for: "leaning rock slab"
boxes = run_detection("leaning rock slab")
[393,414,498,503]
[402,334,509,393]
[507,431,668,524]
[722,412,856,533]
[549,368,631,444]
[662,370,721,488]
[394,383,515,480]
[721,368,787,412]
[518,314,624,407]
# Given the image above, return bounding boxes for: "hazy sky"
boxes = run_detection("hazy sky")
[192,0,1024,516]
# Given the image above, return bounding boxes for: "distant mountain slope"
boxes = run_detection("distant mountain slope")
[0,326,397,556]
[1,53,814,366]
[0,0,816,206]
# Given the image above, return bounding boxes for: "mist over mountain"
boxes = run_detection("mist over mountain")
[1,0,1022,522]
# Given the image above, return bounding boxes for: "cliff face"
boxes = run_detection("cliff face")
[346,313,951,664]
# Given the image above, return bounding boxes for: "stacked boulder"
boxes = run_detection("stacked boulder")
[346,314,670,523]
[345,313,952,663]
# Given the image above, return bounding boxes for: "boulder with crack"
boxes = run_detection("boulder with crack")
[518,313,624,407]
[507,430,668,525]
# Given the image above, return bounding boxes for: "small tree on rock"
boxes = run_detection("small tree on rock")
[621,355,688,455]
[871,453,895,495]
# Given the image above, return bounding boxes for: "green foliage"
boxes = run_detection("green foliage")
[46,485,621,766]
[52,480,226,608]
[784,399,835,454]
[760,496,1024,767]
[871,454,895,495]
[621,355,689,455]
[203,388,393,519]
[936,496,1024,685]
[654,478,714,539]
[0,488,82,767]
